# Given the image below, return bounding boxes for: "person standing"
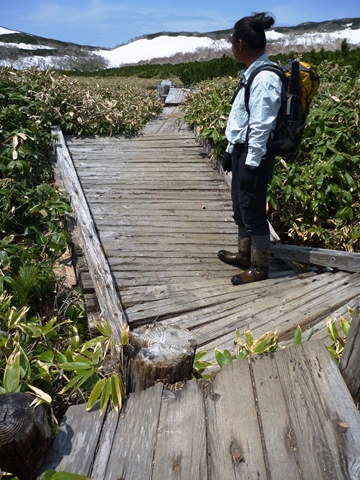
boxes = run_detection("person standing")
[218,12,282,285]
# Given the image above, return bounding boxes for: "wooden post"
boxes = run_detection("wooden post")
[126,323,197,392]
[0,393,52,480]
[340,303,360,400]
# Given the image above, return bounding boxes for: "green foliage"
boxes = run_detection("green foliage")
[182,61,360,250]
[43,471,91,480]
[0,291,126,419]
[212,327,279,370]
[70,54,239,86]
[0,68,157,426]
[192,350,213,379]
[69,45,360,87]
[269,62,360,250]
[0,68,162,305]
[195,320,334,376]
[326,307,354,365]
[182,76,235,155]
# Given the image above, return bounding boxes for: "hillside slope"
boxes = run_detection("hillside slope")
[1,18,360,70]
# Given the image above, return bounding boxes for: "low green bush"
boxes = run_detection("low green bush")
[183,62,360,251]
[0,68,162,421]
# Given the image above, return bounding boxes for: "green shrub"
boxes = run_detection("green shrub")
[182,62,360,251]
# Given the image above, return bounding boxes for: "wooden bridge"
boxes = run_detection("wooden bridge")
[37,105,360,479]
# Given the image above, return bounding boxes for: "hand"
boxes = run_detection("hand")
[239,164,257,190]
[219,152,232,172]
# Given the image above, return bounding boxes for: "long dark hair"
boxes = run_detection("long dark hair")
[232,12,275,51]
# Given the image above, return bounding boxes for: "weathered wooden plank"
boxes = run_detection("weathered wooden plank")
[274,341,360,479]
[51,126,127,344]
[164,87,189,105]
[206,359,267,479]
[99,383,163,480]
[124,271,324,325]
[340,303,360,399]
[94,224,236,235]
[75,170,219,179]
[103,231,233,242]
[79,183,224,192]
[91,213,234,225]
[197,272,360,360]
[83,190,230,201]
[163,271,352,334]
[92,216,234,228]
[86,200,233,212]
[120,272,315,309]
[82,188,227,198]
[37,403,105,478]
[152,381,207,479]
[250,354,303,479]
[281,295,360,347]
[71,154,206,161]
[271,243,360,273]
[87,408,119,479]
[67,136,197,145]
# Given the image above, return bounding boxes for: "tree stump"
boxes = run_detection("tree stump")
[125,323,197,392]
[0,393,52,480]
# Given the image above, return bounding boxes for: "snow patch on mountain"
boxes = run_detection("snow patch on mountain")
[0,27,19,35]
[95,35,230,68]
[1,24,360,70]
[93,29,360,68]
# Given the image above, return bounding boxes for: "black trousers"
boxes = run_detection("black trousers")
[231,143,275,236]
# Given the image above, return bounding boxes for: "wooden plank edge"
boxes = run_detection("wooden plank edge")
[271,244,360,273]
[51,126,127,344]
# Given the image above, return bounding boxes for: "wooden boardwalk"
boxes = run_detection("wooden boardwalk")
[62,106,360,364]
[38,106,360,479]
[37,339,360,479]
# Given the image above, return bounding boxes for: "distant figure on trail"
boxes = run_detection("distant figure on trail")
[218,12,282,285]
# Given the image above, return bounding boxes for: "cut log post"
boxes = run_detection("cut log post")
[126,323,197,392]
[340,303,360,401]
[0,393,52,480]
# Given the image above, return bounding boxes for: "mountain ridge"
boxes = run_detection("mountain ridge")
[1,18,360,71]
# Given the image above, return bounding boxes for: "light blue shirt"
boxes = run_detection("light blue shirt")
[225,53,283,167]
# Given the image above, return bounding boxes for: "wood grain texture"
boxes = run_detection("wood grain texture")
[39,343,360,479]
[37,403,105,478]
[271,243,360,272]
[100,383,163,480]
[340,303,360,399]
[44,107,360,480]
[206,359,267,480]
[152,381,207,479]
[273,341,360,479]
[51,126,127,344]
[64,110,360,361]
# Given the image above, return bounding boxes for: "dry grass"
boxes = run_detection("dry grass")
[74,75,160,90]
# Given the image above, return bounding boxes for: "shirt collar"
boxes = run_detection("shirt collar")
[241,53,271,82]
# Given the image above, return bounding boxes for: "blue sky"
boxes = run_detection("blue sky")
[2,0,360,48]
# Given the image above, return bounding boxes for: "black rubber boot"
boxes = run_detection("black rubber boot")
[218,228,251,269]
[231,234,270,285]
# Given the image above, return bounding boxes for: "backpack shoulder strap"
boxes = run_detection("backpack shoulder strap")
[244,64,286,114]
